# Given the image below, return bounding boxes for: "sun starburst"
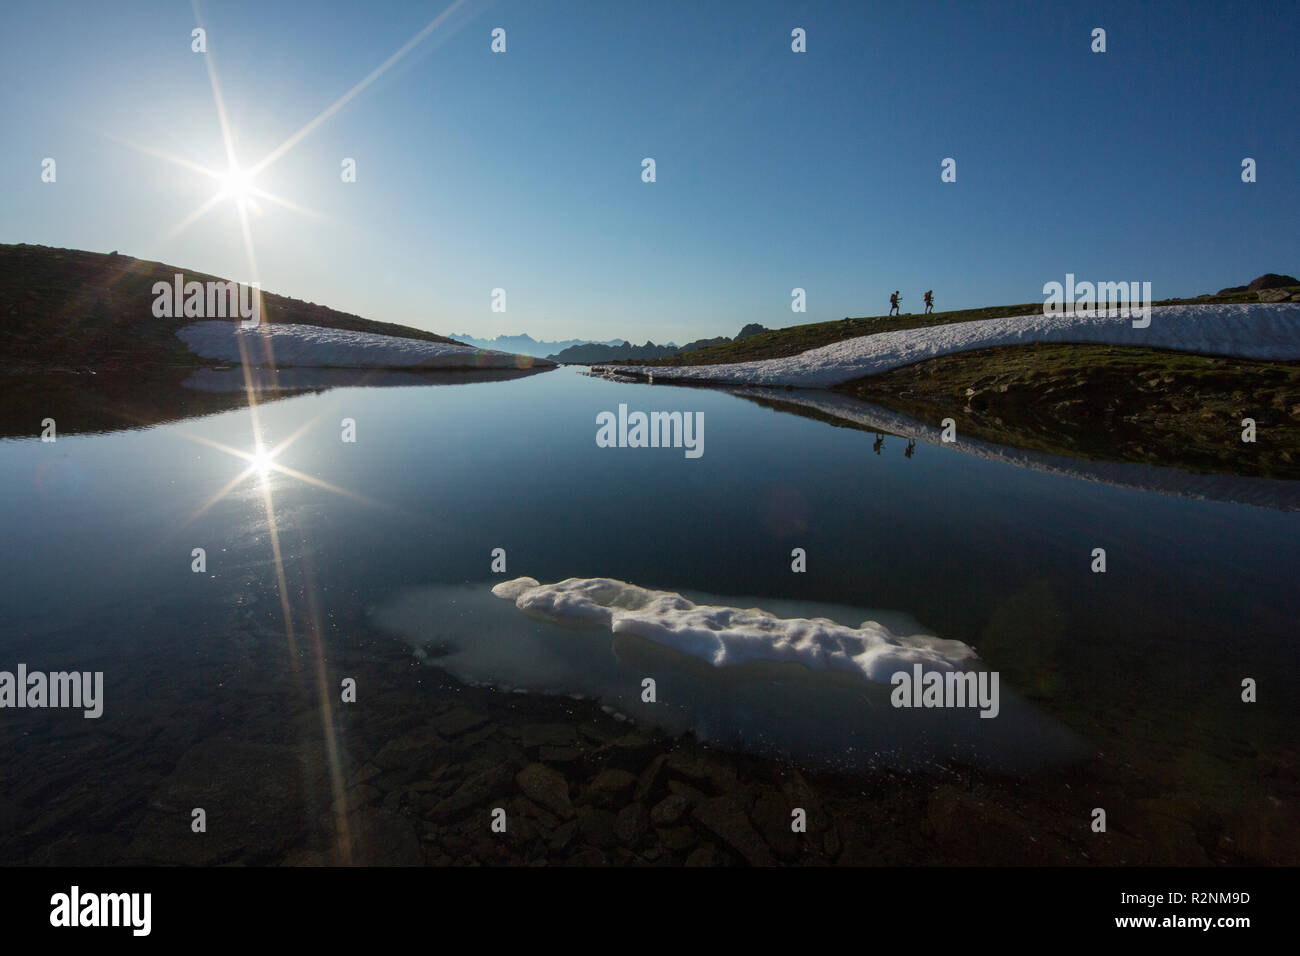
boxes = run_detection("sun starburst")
[118,0,472,866]
[217,165,257,207]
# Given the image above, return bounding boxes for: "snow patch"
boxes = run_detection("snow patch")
[177,321,556,370]
[599,303,1300,388]
[495,576,976,682]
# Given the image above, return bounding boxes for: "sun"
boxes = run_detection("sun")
[218,165,255,205]
[129,1,470,274]
[249,443,275,477]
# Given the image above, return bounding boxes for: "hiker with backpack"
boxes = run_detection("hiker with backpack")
[889,291,901,316]
[923,290,934,314]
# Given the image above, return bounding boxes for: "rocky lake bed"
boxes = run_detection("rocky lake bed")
[2,607,1292,868]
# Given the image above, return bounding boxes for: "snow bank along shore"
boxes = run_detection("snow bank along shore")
[177,321,556,370]
[596,303,1300,388]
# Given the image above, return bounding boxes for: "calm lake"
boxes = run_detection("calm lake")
[1,365,1296,863]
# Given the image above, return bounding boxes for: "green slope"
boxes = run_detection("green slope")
[0,243,459,371]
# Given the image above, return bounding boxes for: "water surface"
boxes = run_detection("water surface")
[1,366,1296,860]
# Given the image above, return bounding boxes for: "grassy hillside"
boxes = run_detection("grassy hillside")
[0,244,459,371]
[636,289,1295,368]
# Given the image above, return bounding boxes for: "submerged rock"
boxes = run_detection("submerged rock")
[128,737,325,865]
[588,768,637,794]
[576,807,619,848]
[650,793,690,827]
[348,808,423,866]
[434,708,489,738]
[692,795,775,866]
[516,763,573,819]
[615,802,650,847]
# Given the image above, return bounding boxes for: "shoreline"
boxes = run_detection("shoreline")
[593,303,1300,389]
[0,611,1292,867]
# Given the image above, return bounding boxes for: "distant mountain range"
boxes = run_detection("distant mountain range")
[448,332,633,358]
[547,338,709,363]
[451,325,769,364]
[545,323,768,364]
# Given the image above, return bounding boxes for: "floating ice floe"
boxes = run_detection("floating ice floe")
[372,576,1085,772]
[598,303,1300,388]
[492,575,976,683]
[177,321,556,370]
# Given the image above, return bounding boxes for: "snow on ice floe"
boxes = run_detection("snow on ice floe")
[177,321,556,370]
[490,576,976,682]
[372,577,1085,772]
[597,303,1300,388]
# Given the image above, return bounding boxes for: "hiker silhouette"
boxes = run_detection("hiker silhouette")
[873,432,885,455]
[888,291,900,316]
[904,439,916,458]
[923,290,934,314]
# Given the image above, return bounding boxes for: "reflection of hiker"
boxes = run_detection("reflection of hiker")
[923,290,934,314]
[888,291,900,316]
[904,439,916,458]
[873,432,885,455]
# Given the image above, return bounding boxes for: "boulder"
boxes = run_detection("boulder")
[433,707,489,738]
[750,789,802,861]
[692,795,776,866]
[576,807,619,848]
[429,764,514,819]
[588,768,637,794]
[373,726,444,774]
[1258,288,1295,302]
[614,802,649,847]
[515,763,574,819]
[684,843,722,866]
[1247,273,1299,291]
[348,808,423,866]
[520,723,578,750]
[127,737,327,865]
[650,793,690,827]
[656,825,699,852]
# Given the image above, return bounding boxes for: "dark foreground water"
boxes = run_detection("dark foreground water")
[0,365,1296,865]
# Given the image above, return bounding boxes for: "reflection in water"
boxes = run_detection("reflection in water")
[0,368,300,439]
[183,365,551,393]
[733,387,1300,511]
[1,366,1297,863]
[0,365,553,440]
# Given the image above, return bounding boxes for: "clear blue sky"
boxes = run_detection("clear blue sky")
[2,0,1296,343]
